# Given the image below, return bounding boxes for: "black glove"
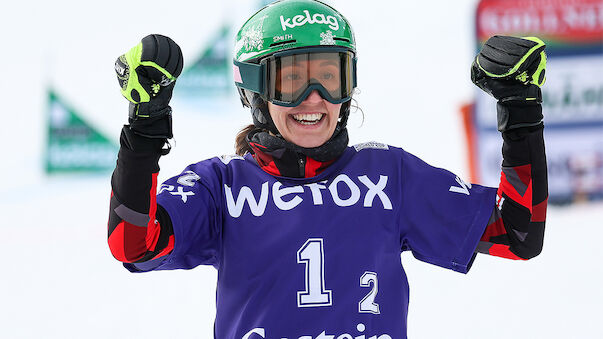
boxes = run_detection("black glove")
[471,35,547,132]
[115,34,184,138]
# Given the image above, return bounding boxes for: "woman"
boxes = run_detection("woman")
[109,0,548,338]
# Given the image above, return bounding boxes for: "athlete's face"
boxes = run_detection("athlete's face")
[268,90,341,148]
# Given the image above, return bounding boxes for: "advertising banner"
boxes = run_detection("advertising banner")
[174,25,233,101]
[45,89,118,173]
[472,0,603,203]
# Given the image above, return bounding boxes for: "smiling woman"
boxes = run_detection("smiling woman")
[107,0,549,338]
[260,51,352,147]
[231,4,358,175]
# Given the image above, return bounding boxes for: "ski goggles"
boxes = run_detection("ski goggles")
[234,47,357,107]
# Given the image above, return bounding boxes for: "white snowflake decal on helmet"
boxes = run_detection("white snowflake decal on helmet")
[238,15,267,54]
[243,25,264,51]
[320,30,335,45]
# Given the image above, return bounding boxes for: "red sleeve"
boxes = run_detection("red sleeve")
[107,126,175,263]
[477,124,548,260]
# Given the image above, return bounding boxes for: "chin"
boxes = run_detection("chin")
[291,136,329,148]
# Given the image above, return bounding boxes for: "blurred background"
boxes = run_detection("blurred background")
[1,0,601,338]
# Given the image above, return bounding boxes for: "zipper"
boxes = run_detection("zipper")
[298,157,305,178]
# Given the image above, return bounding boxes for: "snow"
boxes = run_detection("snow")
[1,0,602,338]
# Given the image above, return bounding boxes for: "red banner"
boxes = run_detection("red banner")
[476,0,603,43]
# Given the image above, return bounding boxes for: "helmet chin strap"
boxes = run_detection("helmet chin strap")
[248,92,280,136]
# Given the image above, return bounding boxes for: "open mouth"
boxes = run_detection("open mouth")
[291,113,325,125]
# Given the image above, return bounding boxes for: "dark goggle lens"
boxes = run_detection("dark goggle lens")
[266,51,355,105]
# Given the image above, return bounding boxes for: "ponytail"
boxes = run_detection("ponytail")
[235,124,256,156]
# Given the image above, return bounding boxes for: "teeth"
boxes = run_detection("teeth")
[292,113,323,124]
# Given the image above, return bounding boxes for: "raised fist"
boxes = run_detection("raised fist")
[115,34,183,105]
[115,34,183,138]
[471,35,546,103]
[471,36,547,132]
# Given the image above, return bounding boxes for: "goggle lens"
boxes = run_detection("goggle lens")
[265,51,355,106]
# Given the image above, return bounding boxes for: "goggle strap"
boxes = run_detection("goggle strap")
[233,59,264,94]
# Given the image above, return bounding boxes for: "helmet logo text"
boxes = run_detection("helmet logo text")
[280,10,339,32]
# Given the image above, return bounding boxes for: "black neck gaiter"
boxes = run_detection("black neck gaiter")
[246,128,349,178]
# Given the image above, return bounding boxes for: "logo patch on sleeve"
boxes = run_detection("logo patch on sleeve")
[177,170,201,187]
[353,141,389,152]
[219,154,245,165]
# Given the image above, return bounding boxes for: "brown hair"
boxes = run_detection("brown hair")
[235,124,257,156]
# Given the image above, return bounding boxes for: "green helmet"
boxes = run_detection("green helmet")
[233,0,357,134]
[234,0,356,63]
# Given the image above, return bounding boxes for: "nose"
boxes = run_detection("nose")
[303,90,323,103]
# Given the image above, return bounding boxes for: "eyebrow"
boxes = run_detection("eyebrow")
[294,59,338,66]
[319,60,338,67]
[285,58,338,67]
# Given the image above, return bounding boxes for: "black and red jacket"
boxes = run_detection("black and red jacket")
[107,123,547,265]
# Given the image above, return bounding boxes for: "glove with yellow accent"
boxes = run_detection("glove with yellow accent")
[115,34,183,138]
[471,35,547,132]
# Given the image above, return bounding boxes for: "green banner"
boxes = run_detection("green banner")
[175,25,233,98]
[45,89,118,173]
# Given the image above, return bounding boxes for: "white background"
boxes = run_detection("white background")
[1,0,602,338]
